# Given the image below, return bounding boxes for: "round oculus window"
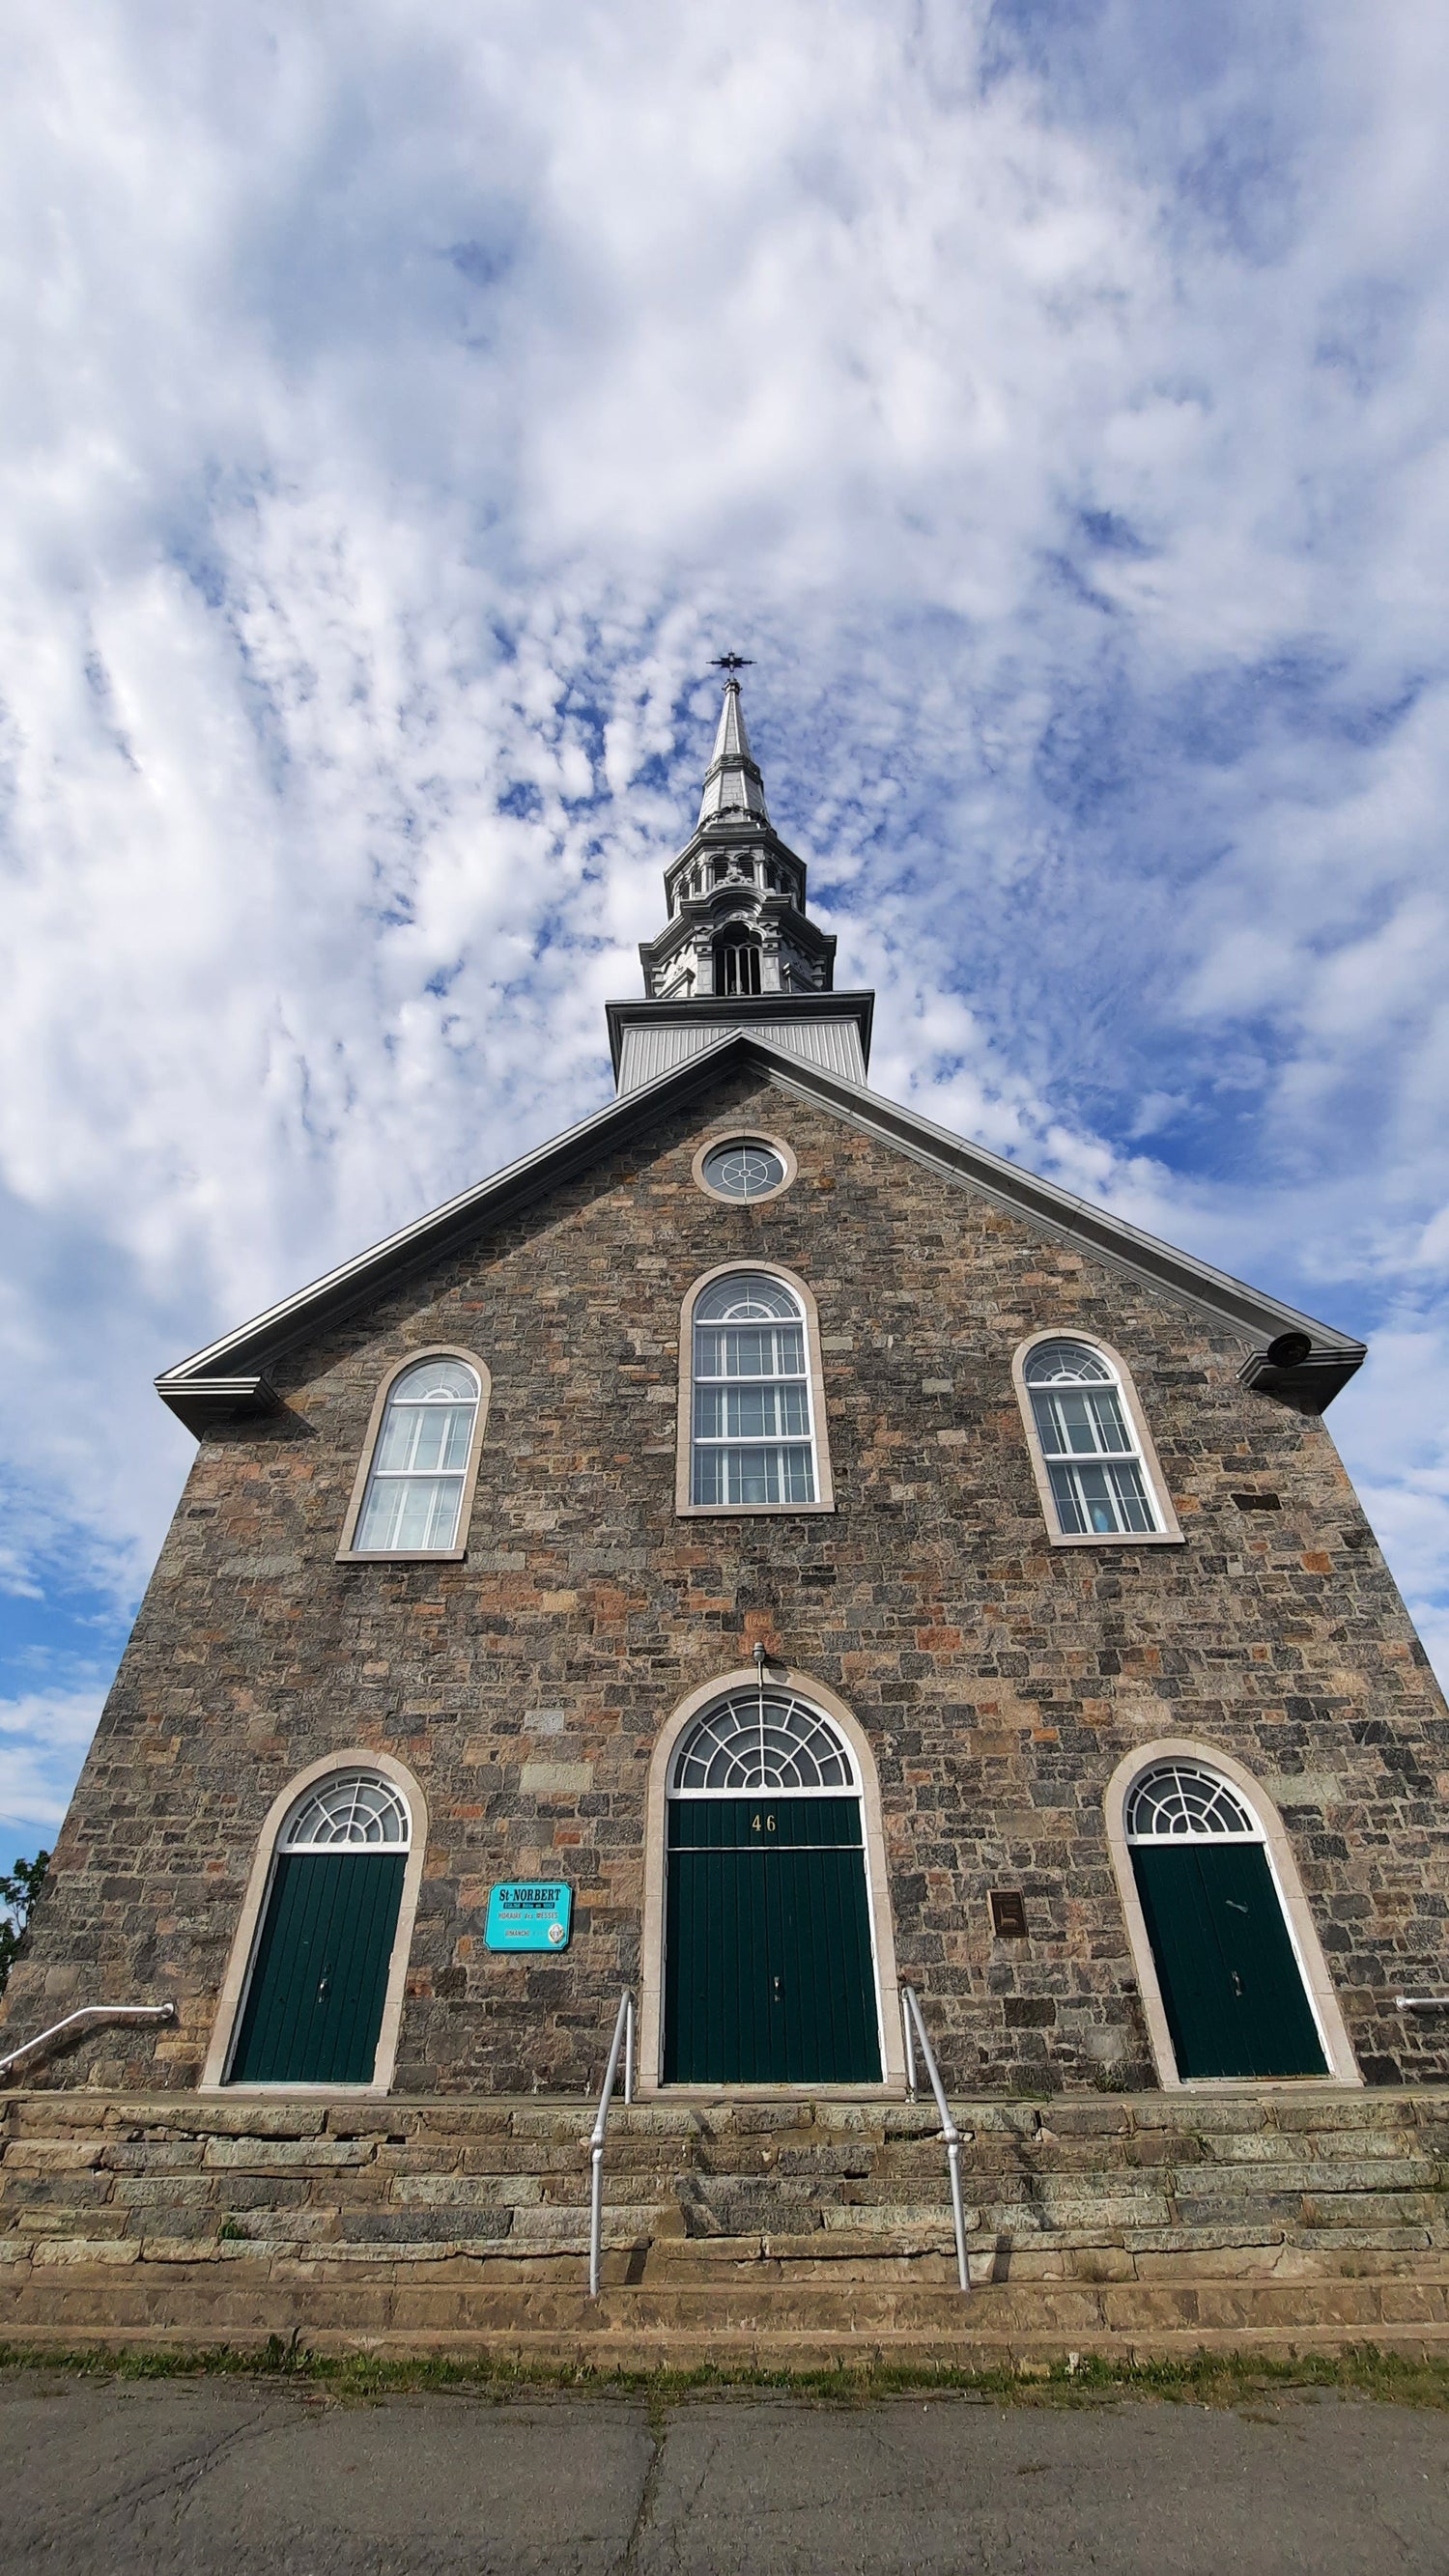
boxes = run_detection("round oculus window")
[700,1140,787,1202]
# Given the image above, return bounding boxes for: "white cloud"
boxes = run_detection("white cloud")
[0,0,1447,1813]
[0,1691,104,1843]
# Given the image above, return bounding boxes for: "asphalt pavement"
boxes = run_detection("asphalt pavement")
[2,2372,1445,2572]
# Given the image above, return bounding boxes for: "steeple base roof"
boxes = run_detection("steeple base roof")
[606,991,874,1093]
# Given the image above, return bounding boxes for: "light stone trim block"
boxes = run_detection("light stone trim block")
[520,1764,593,1796]
[637,1665,904,2097]
[1104,1737,1361,2091]
[200,1747,430,2097]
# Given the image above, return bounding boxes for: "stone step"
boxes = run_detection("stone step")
[4,2087,1446,2365]
[5,2251,1449,2367]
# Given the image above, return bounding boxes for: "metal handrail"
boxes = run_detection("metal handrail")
[900,1984,970,2294]
[587,1990,635,2299]
[1396,1996,1449,2012]
[0,2002,176,2083]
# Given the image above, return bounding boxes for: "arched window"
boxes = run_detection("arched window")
[689,1273,818,1508]
[1126,1764,1255,1839]
[342,1353,487,1558]
[226,1769,414,2087]
[284,1774,411,1845]
[714,923,762,996]
[1015,1336,1179,1543]
[671,1687,857,1792]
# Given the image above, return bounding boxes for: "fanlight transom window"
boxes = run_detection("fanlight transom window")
[692,1273,816,1507]
[671,1691,856,1794]
[355,1358,480,1552]
[1024,1340,1157,1538]
[284,1772,412,1850]
[1125,1764,1257,1842]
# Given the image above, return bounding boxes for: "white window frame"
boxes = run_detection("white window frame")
[337,1345,492,1563]
[691,1130,799,1206]
[675,1262,836,1517]
[1011,1330,1182,1547]
[200,1748,429,2096]
[1104,1739,1360,2088]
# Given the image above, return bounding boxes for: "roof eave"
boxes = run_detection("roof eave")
[155,1373,279,1436]
[1236,1347,1364,1415]
[155,1032,1364,1426]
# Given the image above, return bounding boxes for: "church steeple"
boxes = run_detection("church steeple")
[696,680,770,826]
[605,676,874,1095]
[639,679,836,1005]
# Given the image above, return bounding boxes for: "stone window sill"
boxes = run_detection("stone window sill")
[1044,1530,1185,1549]
[335,1546,469,1565]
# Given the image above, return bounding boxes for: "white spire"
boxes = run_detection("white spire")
[697,681,770,826]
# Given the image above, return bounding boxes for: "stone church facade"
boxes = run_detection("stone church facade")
[6,683,1448,2113]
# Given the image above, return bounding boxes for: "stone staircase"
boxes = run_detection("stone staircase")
[2,2086,1446,2368]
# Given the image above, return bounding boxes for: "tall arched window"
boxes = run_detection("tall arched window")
[1014,1336,1179,1544]
[226,1769,413,2087]
[341,1353,487,1558]
[714,924,762,995]
[689,1273,818,1507]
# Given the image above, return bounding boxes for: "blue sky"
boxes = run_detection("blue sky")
[3,0,1449,1862]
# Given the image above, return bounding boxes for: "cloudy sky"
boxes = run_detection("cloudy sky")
[3,0,1448,1860]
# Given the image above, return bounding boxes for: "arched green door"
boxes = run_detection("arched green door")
[1127,1763,1328,2081]
[663,1689,882,2086]
[230,1851,405,2084]
[228,1771,411,2086]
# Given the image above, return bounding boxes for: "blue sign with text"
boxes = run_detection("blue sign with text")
[485,1882,573,1952]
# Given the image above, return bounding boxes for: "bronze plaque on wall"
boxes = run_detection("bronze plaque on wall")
[989,1888,1028,1938]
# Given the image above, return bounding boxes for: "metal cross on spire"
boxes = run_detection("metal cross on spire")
[708,653,753,674]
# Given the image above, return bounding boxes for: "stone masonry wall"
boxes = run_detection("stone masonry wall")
[5,1064,1447,2094]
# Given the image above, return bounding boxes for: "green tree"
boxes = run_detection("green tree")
[0,1852,50,1998]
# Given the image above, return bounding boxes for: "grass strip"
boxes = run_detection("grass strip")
[0,2338,1446,2410]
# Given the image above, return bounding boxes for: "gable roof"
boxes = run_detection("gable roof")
[156,1033,1365,1433]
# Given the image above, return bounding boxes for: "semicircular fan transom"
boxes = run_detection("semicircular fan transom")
[670,1690,857,1795]
[1125,1763,1257,1841]
[1023,1339,1115,1387]
[284,1772,412,1849]
[389,1357,479,1403]
[694,1272,802,1324]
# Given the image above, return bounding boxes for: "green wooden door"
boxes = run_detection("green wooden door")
[664,1797,881,2084]
[229,1852,406,2084]
[1131,1841,1327,2080]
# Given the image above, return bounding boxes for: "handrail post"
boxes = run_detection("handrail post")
[901,1989,918,2101]
[587,1990,634,2300]
[588,2138,606,2300]
[899,1984,970,2296]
